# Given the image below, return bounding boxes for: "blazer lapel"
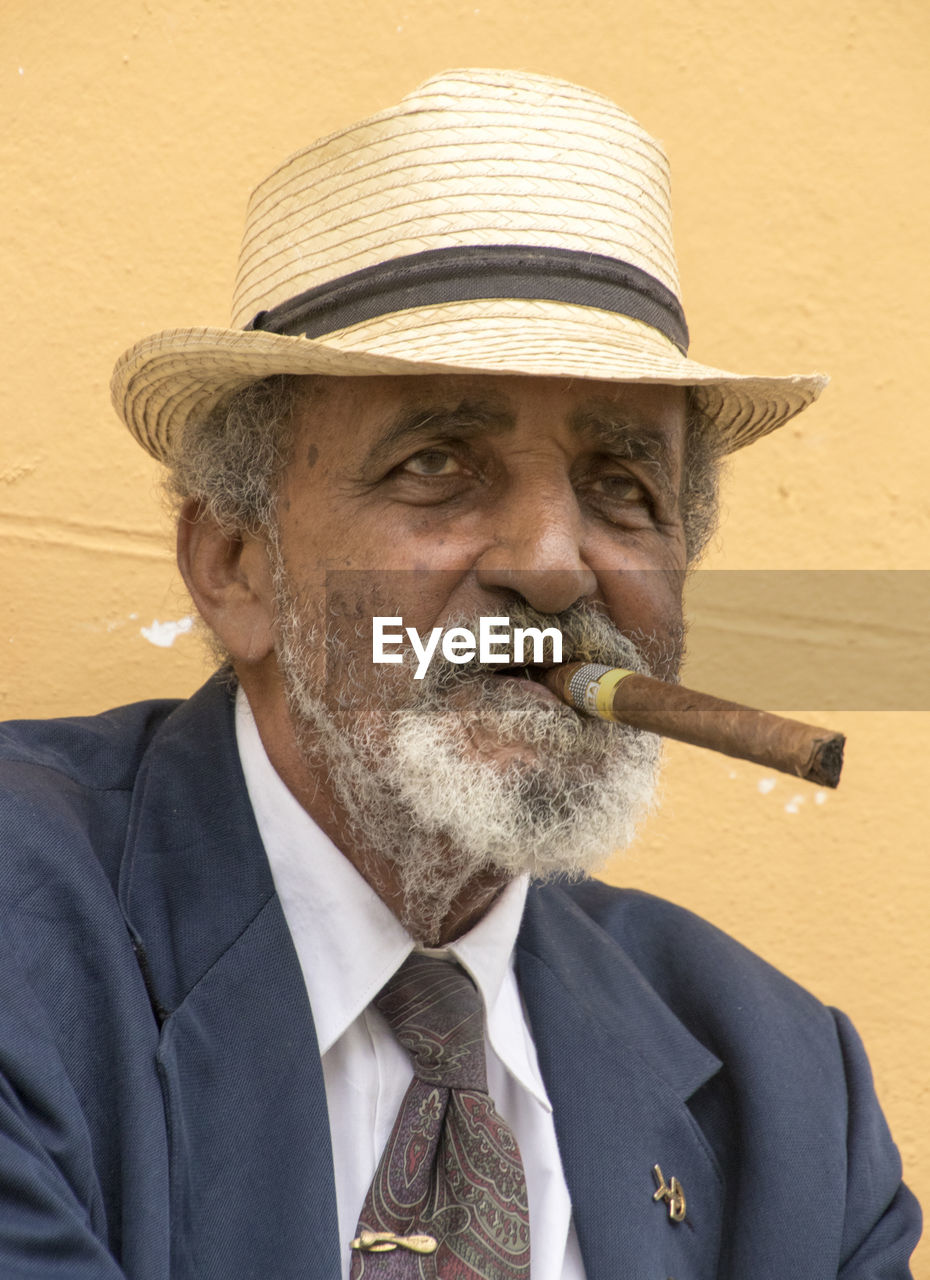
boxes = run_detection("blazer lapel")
[517,886,725,1280]
[119,677,341,1280]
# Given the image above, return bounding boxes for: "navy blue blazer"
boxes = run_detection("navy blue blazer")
[0,676,920,1278]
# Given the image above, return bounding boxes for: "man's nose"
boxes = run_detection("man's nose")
[474,482,598,615]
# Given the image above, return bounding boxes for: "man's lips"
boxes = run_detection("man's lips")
[488,664,563,706]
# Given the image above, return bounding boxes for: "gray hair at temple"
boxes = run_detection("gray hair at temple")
[166,374,725,563]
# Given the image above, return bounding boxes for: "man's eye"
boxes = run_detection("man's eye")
[596,475,649,504]
[402,450,460,477]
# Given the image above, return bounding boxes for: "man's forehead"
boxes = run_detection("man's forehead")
[294,373,688,453]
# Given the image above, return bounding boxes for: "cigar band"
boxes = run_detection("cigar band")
[568,664,636,721]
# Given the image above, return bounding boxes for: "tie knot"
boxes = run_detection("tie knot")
[375,953,488,1091]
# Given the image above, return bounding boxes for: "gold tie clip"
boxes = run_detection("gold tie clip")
[350,1229,438,1254]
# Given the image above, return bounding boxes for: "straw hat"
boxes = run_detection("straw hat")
[111,68,827,461]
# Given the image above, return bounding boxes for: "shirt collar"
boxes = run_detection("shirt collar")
[234,687,546,1105]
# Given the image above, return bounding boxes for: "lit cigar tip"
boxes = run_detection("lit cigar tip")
[806,734,845,789]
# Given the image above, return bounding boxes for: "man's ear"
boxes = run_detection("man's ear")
[176,498,276,664]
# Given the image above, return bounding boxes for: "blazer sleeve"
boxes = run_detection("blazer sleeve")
[833,1008,922,1279]
[0,937,128,1279]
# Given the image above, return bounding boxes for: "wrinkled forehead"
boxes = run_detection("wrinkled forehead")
[289,372,689,466]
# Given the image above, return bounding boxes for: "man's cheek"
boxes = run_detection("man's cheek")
[600,585,683,673]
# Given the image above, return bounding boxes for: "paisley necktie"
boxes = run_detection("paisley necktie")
[349,952,530,1278]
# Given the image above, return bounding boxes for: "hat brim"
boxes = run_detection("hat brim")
[111,299,827,461]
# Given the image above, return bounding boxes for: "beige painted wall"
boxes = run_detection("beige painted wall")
[3,0,927,1268]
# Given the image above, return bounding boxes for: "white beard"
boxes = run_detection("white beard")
[271,560,678,941]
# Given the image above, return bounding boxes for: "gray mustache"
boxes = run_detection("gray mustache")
[417,602,652,686]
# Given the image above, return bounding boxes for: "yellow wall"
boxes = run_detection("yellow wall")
[3,1,927,1267]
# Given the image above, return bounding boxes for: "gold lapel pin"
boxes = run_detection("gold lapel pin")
[350,1229,438,1254]
[652,1164,687,1223]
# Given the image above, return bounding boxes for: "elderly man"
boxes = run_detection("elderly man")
[0,69,920,1279]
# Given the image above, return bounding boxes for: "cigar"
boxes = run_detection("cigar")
[543,663,845,788]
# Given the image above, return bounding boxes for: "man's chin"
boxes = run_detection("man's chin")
[458,731,532,768]
[460,721,609,776]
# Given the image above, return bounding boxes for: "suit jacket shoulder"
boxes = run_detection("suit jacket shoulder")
[0,694,181,893]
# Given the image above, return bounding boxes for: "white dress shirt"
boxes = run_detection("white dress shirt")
[235,688,586,1280]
